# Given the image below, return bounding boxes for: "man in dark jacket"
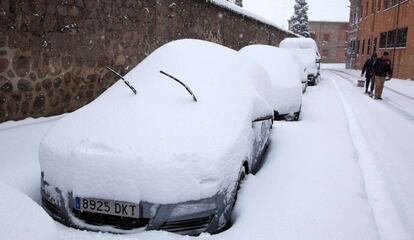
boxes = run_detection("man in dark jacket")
[361,53,378,94]
[372,51,393,100]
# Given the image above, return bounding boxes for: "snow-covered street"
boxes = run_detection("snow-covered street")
[1,65,413,240]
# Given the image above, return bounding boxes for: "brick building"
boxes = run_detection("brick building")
[346,0,414,79]
[309,21,348,63]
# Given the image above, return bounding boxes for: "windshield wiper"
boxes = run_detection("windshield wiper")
[106,66,137,95]
[160,70,197,102]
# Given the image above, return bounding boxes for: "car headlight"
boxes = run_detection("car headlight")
[169,202,217,218]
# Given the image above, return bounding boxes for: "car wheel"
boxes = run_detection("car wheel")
[223,166,247,230]
[294,111,301,121]
[284,113,295,121]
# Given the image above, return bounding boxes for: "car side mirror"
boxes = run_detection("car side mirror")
[252,115,274,123]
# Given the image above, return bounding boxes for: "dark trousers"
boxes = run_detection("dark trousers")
[365,75,374,92]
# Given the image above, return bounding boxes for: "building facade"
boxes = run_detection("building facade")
[347,0,414,79]
[346,0,362,68]
[309,21,348,63]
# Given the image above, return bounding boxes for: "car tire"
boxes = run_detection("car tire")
[223,166,247,230]
[293,111,300,121]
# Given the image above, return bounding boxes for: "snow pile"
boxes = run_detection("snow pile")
[0,182,57,240]
[239,45,302,114]
[331,76,411,240]
[321,63,346,69]
[39,39,273,205]
[0,116,62,203]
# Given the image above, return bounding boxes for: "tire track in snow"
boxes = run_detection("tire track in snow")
[328,71,414,122]
[329,69,414,101]
[331,75,410,240]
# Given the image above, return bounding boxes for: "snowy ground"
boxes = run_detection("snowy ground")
[1,64,414,240]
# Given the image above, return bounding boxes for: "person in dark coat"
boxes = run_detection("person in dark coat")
[361,53,378,94]
[372,51,393,100]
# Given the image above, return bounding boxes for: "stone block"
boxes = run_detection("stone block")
[0,58,9,73]
[13,55,31,77]
[17,79,33,91]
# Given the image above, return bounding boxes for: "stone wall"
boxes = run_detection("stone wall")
[0,0,294,123]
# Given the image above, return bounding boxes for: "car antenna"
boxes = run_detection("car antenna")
[160,70,197,102]
[106,66,137,95]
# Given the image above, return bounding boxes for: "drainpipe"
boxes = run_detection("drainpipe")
[371,0,376,54]
[392,0,401,73]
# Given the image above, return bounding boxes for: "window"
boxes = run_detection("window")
[384,0,400,9]
[377,0,381,11]
[323,33,330,41]
[362,39,365,54]
[357,40,360,53]
[373,37,378,53]
[366,1,369,16]
[379,27,408,48]
[380,32,387,48]
[367,38,372,54]
[360,5,363,19]
[387,30,396,47]
[371,0,375,13]
[396,27,408,47]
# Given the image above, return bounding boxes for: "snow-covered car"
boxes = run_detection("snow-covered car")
[279,38,321,86]
[39,39,273,235]
[0,182,57,240]
[290,52,308,93]
[239,45,303,121]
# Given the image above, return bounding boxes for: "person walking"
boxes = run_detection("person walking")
[361,53,377,94]
[372,51,392,100]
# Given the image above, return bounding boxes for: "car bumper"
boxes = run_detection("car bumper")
[41,175,231,236]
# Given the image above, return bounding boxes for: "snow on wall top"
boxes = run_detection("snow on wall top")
[205,0,298,37]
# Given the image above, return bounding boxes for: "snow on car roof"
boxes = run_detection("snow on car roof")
[279,38,319,69]
[239,45,302,114]
[39,39,272,204]
[279,38,319,52]
[0,182,57,240]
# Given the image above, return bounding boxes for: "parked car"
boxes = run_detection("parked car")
[290,52,309,93]
[239,45,303,121]
[39,39,274,236]
[279,38,321,86]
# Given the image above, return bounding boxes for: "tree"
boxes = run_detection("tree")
[290,0,310,37]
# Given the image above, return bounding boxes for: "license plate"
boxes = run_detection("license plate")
[75,197,140,219]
